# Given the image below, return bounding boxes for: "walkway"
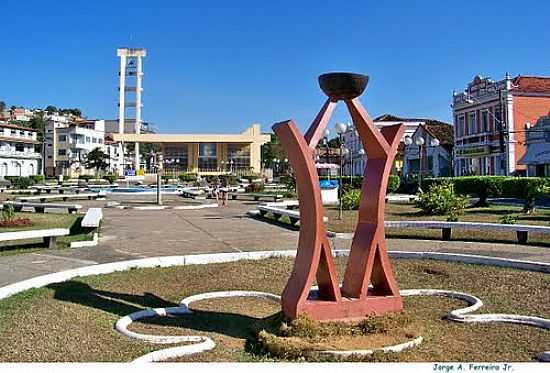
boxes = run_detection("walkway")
[0,200,548,287]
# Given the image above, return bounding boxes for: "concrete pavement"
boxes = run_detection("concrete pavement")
[0,199,549,287]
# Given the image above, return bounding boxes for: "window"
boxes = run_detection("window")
[27,132,33,137]
[468,112,476,134]
[19,131,24,136]
[481,111,489,132]
[58,149,66,156]
[457,115,465,137]
[494,106,502,131]
[98,139,103,144]
[164,144,188,170]
[11,130,16,136]
[15,144,25,152]
[198,143,217,170]
[58,135,67,142]
[86,136,91,143]
[227,144,251,170]
[92,137,97,143]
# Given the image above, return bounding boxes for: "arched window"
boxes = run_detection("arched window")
[13,162,22,176]
[29,163,35,176]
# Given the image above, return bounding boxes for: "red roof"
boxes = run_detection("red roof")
[511,76,550,93]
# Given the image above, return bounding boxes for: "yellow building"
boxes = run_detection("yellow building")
[112,124,270,176]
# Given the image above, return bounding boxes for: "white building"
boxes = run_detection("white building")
[45,119,116,177]
[403,123,454,178]
[0,123,40,177]
[340,114,434,176]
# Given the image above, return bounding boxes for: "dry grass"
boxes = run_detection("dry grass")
[0,257,548,362]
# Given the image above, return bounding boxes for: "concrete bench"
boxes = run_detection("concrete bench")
[385,194,418,203]
[261,200,300,210]
[384,220,550,244]
[180,189,205,199]
[257,205,327,226]
[230,193,283,202]
[0,228,70,249]
[81,208,102,228]
[3,201,82,214]
[16,192,105,203]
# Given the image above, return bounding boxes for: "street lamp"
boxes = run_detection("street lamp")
[356,148,365,177]
[405,136,440,190]
[335,122,348,220]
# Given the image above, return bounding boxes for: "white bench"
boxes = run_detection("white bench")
[230,193,283,202]
[261,200,300,209]
[257,205,327,226]
[82,208,102,228]
[384,220,550,244]
[385,194,418,203]
[3,201,82,214]
[0,228,70,249]
[180,188,205,199]
[16,192,105,203]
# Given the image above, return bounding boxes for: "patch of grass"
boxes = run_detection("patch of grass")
[0,213,91,255]
[0,257,547,362]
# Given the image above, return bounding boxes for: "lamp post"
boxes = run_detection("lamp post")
[356,148,365,179]
[156,153,163,206]
[405,136,439,191]
[335,122,348,220]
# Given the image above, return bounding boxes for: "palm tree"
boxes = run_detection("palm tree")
[84,147,109,175]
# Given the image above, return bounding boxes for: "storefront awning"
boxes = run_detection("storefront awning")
[518,142,550,165]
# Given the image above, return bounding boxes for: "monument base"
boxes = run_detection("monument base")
[283,292,404,322]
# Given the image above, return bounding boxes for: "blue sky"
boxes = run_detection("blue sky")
[2,0,549,134]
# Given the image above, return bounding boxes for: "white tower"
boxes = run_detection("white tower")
[117,47,146,174]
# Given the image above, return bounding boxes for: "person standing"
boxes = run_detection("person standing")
[219,177,229,207]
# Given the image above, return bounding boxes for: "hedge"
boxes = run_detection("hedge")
[320,175,401,193]
[422,176,549,212]
[178,173,198,183]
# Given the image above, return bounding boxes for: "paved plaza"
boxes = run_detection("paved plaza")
[0,199,549,287]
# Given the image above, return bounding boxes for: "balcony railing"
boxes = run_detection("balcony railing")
[0,150,41,159]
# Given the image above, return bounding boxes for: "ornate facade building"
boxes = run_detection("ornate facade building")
[452,74,550,176]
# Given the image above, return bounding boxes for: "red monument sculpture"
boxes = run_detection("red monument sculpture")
[273,73,404,321]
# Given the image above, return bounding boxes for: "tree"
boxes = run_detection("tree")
[45,105,58,113]
[28,113,46,142]
[261,133,286,167]
[0,101,6,113]
[84,147,109,175]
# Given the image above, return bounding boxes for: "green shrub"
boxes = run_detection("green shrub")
[30,175,45,184]
[178,173,197,183]
[103,174,119,184]
[6,176,34,189]
[387,175,400,193]
[501,177,547,213]
[1,204,15,223]
[245,182,264,193]
[342,189,361,210]
[241,174,260,182]
[423,176,549,212]
[416,181,468,216]
[78,175,94,181]
[219,174,237,186]
[500,215,518,224]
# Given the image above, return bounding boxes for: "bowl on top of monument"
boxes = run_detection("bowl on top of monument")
[318,72,369,100]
